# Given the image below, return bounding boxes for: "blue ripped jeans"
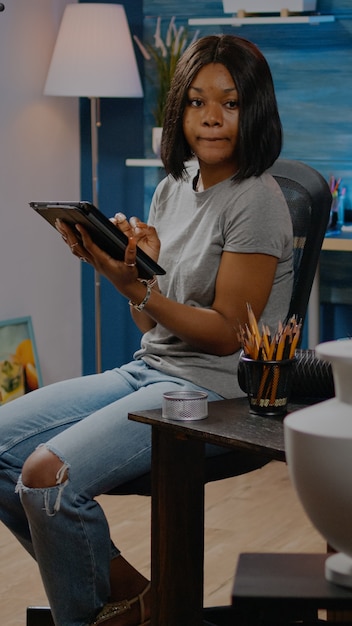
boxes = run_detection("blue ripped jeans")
[0,360,222,626]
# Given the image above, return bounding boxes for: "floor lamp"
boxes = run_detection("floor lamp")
[44,3,143,373]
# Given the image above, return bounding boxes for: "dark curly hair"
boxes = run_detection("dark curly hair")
[160,34,282,181]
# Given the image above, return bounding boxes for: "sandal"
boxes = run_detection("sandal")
[91,582,151,625]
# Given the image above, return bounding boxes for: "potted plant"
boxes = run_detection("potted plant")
[134,17,199,155]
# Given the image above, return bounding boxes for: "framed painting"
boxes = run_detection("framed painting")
[0,316,42,406]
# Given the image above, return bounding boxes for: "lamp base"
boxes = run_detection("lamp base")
[325,553,352,588]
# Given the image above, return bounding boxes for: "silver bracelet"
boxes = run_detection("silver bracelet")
[138,275,158,288]
[129,283,152,312]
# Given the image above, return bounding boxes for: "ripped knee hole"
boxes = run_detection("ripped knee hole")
[21,446,69,489]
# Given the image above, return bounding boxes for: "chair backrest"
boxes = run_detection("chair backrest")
[268,158,332,333]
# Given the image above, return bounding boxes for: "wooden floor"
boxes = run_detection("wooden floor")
[0,460,325,625]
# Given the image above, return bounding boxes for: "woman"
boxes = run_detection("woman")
[0,35,293,626]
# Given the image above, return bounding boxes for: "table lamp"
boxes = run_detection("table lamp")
[44,3,143,373]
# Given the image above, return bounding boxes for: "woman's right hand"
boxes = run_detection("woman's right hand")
[111,213,161,262]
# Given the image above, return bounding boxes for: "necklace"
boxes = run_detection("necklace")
[195,172,204,192]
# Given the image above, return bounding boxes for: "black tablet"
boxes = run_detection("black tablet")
[30,201,165,280]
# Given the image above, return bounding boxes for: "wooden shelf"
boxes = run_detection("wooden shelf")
[125,158,163,167]
[188,15,335,25]
[125,158,196,169]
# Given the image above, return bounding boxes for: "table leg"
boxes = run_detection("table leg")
[308,263,320,348]
[150,427,205,626]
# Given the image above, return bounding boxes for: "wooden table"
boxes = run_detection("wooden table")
[129,397,295,626]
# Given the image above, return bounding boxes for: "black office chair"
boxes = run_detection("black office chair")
[109,158,332,496]
[270,158,331,328]
[26,159,332,626]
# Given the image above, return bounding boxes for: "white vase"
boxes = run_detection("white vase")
[152,127,163,158]
[284,339,352,588]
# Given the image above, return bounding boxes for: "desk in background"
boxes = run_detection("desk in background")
[308,230,352,348]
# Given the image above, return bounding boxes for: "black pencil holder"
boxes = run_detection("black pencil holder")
[239,352,296,417]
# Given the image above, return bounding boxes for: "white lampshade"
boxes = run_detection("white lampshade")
[44,3,143,98]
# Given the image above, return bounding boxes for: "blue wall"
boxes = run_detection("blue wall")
[81,0,352,374]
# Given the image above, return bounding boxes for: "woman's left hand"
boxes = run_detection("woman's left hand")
[54,218,139,291]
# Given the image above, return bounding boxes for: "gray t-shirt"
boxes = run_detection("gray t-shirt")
[134,169,293,399]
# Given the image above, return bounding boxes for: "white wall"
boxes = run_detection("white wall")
[0,0,81,385]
